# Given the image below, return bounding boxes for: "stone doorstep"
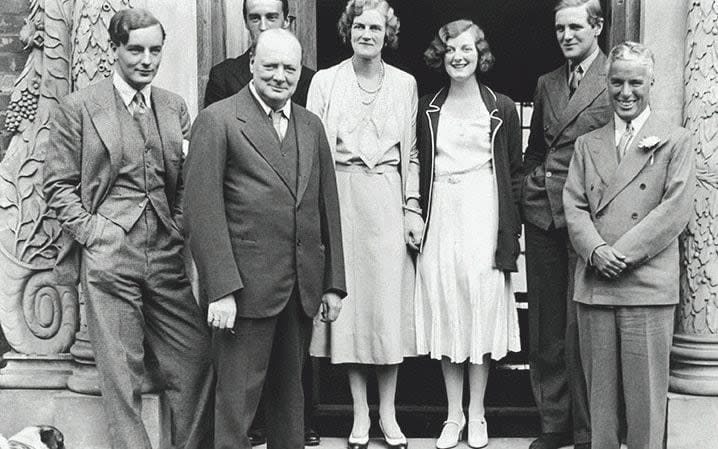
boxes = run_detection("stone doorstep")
[0,389,170,449]
[666,392,718,449]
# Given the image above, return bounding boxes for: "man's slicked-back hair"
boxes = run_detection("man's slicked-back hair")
[607,41,655,78]
[243,0,290,20]
[109,8,166,46]
[554,0,604,27]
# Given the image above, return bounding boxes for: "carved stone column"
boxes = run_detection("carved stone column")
[0,0,79,389]
[670,0,718,396]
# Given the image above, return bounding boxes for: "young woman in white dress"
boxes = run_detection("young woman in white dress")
[415,19,523,449]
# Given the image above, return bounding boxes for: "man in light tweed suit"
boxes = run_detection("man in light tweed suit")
[564,41,696,448]
[43,9,213,449]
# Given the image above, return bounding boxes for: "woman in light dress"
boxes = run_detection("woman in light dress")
[306,1,423,448]
[414,20,522,449]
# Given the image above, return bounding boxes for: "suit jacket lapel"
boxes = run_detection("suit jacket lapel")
[426,87,446,154]
[597,113,663,212]
[544,66,570,129]
[295,107,315,203]
[548,52,608,147]
[86,78,122,173]
[151,89,180,168]
[237,89,296,197]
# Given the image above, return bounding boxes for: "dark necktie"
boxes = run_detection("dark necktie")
[569,64,584,97]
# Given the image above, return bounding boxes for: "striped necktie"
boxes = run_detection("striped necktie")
[569,64,584,97]
[616,122,634,162]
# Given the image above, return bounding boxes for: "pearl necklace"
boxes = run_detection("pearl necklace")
[354,59,385,105]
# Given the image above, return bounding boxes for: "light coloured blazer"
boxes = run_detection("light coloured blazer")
[563,113,696,306]
[306,58,419,201]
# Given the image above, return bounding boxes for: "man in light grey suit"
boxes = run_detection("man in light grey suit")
[563,41,696,449]
[43,9,213,449]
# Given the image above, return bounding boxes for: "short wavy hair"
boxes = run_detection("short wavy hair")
[554,0,604,28]
[424,19,495,74]
[337,0,400,50]
[607,41,655,79]
[109,8,165,46]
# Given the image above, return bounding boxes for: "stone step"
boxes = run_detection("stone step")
[284,439,627,449]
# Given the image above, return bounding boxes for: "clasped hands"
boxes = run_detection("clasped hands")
[403,199,424,251]
[591,244,632,279]
[207,291,343,332]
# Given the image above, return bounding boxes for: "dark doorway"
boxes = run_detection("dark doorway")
[311,0,609,438]
[317,0,608,100]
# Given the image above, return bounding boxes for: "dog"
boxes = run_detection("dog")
[0,426,64,449]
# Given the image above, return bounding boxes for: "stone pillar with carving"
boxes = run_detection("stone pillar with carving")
[0,0,79,389]
[670,0,718,396]
[0,0,131,393]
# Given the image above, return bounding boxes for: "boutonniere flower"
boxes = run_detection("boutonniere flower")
[638,136,662,165]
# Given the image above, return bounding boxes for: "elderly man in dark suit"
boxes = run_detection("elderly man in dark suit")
[43,9,213,449]
[204,0,314,108]
[203,2,317,444]
[564,41,695,449]
[184,29,346,449]
[522,1,612,448]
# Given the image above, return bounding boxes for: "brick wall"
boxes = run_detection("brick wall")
[0,0,31,162]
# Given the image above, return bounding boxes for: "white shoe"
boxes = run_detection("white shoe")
[467,418,488,448]
[436,415,465,449]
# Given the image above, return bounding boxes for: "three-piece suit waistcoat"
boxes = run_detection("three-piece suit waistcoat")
[96,90,173,232]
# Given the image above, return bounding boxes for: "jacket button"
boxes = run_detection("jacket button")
[296,240,302,247]
[544,124,550,131]
[639,183,646,190]
[631,212,639,219]
[590,184,594,191]
[549,147,556,153]
[546,171,552,178]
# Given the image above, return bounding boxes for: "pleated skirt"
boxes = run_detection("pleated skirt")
[415,165,521,364]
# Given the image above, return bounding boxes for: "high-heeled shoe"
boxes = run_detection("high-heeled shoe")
[467,417,488,448]
[379,419,408,449]
[435,415,465,449]
[347,432,369,449]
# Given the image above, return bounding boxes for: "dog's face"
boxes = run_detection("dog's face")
[4,426,64,449]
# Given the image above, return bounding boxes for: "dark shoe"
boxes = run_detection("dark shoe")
[305,427,321,446]
[248,428,266,447]
[574,443,590,449]
[529,432,572,449]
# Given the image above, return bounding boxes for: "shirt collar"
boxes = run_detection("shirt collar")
[614,105,651,136]
[249,80,292,119]
[113,71,152,110]
[569,46,600,76]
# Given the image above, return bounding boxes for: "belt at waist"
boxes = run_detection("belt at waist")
[335,164,399,174]
[434,160,492,184]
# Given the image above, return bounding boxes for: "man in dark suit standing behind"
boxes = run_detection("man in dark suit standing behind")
[522,1,612,448]
[204,0,314,108]
[184,29,346,449]
[43,9,213,449]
